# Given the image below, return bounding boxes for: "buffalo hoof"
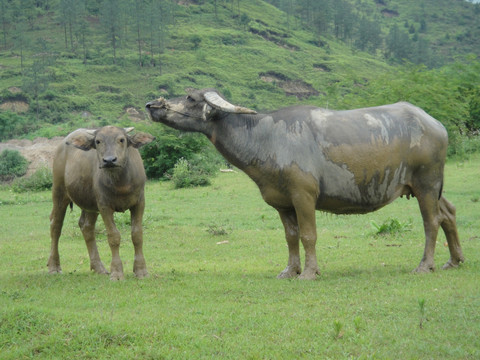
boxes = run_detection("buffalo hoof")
[277,265,301,279]
[413,263,435,273]
[109,271,125,281]
[91,262,109,275]
[298,268,320,280]
[134,268,148,279]
[47,257,62,274]
[441,258,464,270]
[48,267,62,274]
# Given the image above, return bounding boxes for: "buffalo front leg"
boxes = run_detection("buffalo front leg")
[439,196,465,269]
[130,202,148,278]
[48,188,70,274]
[78,210,108,275]
[277,209,301,279]
[100,208,124,280]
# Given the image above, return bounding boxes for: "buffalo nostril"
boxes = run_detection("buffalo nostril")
[103,156,117,165]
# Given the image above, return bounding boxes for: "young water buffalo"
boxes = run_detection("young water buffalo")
[48,126,155,280]
[146,88,464,280]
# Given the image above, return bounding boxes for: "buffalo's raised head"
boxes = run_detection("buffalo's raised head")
[145,88,256,132]
[66,126,154,169]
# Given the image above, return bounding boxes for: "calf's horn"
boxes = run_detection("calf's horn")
[204,91,256,114]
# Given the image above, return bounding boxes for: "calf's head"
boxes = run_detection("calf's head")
[145,88,256,132]
[66,126,154,169]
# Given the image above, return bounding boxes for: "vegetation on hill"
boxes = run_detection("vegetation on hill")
[0,0,479,179]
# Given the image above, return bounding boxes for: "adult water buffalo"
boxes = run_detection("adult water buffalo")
[146,88,464,279]
[48,126,155,280]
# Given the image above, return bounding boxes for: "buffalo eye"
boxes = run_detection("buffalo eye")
[119,138,125,143]
[95,140,101,145]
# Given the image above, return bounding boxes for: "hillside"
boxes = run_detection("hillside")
[0,0,479,155]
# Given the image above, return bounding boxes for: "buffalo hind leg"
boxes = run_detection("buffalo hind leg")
[294,194,320,280]
[277,209,302,279]
[439,196,464,269]
[414,192,441,273]
[79,210,108,275]
[130,203,148,278]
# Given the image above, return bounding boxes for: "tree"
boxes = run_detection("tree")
[0,0,9,50]
[59,0,77,50]
[20,0,37,30]
[134,0,146,67]
[22,38,56,120]
[419,18,427,33]
[355,17,382,53]
[145,0,173,70]
[12,22,29,73]
[239,13,251,31]
[385,24,411,62]
[411,36,431,66]
[75,0,90,64]
[334,0,355,40]
[101,0,123,65]
[23,60,50,120]
[466,87,480,132]
[311,0,333,40]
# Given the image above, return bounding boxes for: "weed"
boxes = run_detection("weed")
[418,298,426,329]
[207,225,230,236]
[353,316,363,333]
[371,217,412,236]
[333,320,344,339]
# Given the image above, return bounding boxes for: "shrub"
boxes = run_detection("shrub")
[140,127,210,179]
[0,149,29,181]
[0,112,36,141]
[171,158,211,189]
[11,166,53,192]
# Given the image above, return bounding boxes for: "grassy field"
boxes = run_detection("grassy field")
[0,156,479,359]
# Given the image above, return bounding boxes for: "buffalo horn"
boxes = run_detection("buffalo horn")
[204,91,256,114]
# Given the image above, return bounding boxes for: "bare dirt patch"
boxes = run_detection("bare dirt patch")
[124,106,146,121]
[259,71,319,99]
[8,86,22,94]
[381,9,399,17]
[0,101,29,113]
[0,137,63,177]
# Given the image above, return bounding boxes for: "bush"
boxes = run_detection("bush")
[140,127,209,179]
[0,149,29,181]
[11,166,53,192]
[170,142,225,188]
[0,112,36,141]
[171,158,211,189]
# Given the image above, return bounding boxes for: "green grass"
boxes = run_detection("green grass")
[1,157,480,359]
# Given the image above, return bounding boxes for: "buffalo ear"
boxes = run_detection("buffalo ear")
[65,129,96,151]
[128,132,156,149]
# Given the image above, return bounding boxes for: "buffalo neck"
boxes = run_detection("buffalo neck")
[208,112,273,170]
